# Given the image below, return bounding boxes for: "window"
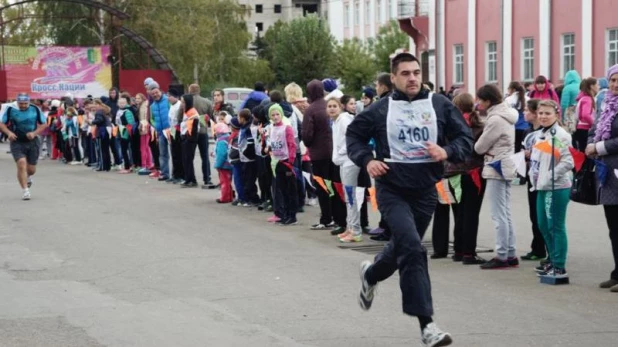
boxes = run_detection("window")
[454,44,464,84]
[274,4,281,14]
[387,0,391,19]
[365,1,370,24]
[607,29,618,68]
[486,41,498,83]
[561,33,575,76]
[256,22,263,32]
[354,1,360,25]
[344,5,350,28]
[522,38,534,81]
[255,4,263,13]
[376,0,381,23]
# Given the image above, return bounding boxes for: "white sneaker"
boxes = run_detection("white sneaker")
[358,260,377,311]
[421,323,452,347]
[307,198,318,206]
[70,161,81,165]
[22,190,31,200]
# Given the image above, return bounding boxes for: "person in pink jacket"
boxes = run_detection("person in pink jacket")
[573,77,598,151]
[528,75,561,105]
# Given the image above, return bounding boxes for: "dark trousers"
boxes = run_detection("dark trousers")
[111,135,122,166]
[311,159,346,226]
[181,139,197,184]
[572,129,589,152]
[80,131,89,161]
[130,132,141,167]
[232,162,244,202]
[295,155,305,207]
[275,162,298,220]
[455,174,486,255]
[603,205,618,280]
[198,133,211,184]
[331,164,347,227]
[171,135,184,180]
[365,183,436,317]
[515,129,526,183]
[150,137,160,169]
[527,179,546,257]
[432,203,457,256]
[99,136,111,171]
[242,161,260,204]
[70,137,82,162]
[302,160,317,199]
[257,156,273,202]
[120,138,132,170]
[88,136,98,164]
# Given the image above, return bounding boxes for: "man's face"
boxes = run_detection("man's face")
[151,88,162,100]
[391,61,422,97]
[109,89,117,99]
[17,102,29,111]
[214,91,223,104]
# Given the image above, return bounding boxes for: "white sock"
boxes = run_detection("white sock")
[23,188,29,193]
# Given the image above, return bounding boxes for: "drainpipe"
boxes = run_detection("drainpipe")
[501,0,504,90]
[548,0,552,81]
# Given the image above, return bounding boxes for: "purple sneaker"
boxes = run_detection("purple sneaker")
[368,227,384,235]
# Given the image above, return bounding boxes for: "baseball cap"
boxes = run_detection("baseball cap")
[16,93,30,102]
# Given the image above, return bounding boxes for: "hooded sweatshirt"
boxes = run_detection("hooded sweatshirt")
[596,78,609,120]
[240,90,268,112]
[301,79,332,161]
[106,88,120,122]
[332,111,355,167]
[560,70,582,112]
[528,77,560,105]
[575,91,595,130]
[474,101,519,180]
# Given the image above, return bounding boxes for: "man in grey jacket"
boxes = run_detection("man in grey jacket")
[188,84,215,188]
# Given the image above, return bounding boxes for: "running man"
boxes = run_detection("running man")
[346,52,473,347]
[0,93,47,200]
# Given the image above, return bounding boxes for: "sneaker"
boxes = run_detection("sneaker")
[69,161,81,165]
[159,176,171,182]
[172,179,183,184]
[281,218,298,226]
[370,233,390,242]
[421,322,453,347]
[358,260,377,311]
[138,168,152,176]
[326,221,337,228]
[231,200,243,207]
[216,199,231,204]
[330,226,346,235]
[462,255,487,265]
[267,215,281,223]
[118,169,132,174]
[111,165,121,171]
[27,177,32,188]
[149,171,160,178]
[265,205,273,212]
[368,227,385,235]
[521,252,546,261]
[540,267,568,279]
[451,254,464,262]
[201,183,217,189]
[480,258,510,270]
[22,190,31,201]
[430,254,448,259]
[362,227,372,234]
[165,178,174,183]
[180,181,197,187]
[310,223,329,230]
[507,257,519,267]
[599,279,618,289]
[610,284,618,293]
[306,198,318,206]
[535,263,554,275]
[339,234,362,243]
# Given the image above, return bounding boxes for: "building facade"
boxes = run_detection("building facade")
[399,0,618,94]
[239,0,320,38]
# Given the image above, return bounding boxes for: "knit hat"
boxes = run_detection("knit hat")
[230,117,241,129]
[144,77,154,86]
[599,77,609,89]
[362,87,375,99]
[322,78,338,93]
[268,103,284,121]
[168,89,181,98]
[214,123,230,135]
[147,81,160,91]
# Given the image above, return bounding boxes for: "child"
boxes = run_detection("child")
[528,100,574,279]
[324,97,347,235]
[267,104,298,225]
[214,122,233,203]
[238,109,261,206]
[62,107,82,165]
[229,117,244,205]
[333,95,362,243]
[521,99,546,262]
[117,96,136,174]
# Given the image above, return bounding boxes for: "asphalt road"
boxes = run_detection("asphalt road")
[0,142,616,347]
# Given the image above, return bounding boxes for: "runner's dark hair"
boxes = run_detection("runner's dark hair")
[377,73,393,91]
[390,53,420,74]
[508,81,526,112]
[476,84,503,107]
[452,92,482,128]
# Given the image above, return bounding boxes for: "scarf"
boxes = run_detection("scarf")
[595,64,618,141]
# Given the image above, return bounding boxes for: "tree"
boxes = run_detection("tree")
[270,15,335,87]
[372,20,410,73]
[333,39,378,95]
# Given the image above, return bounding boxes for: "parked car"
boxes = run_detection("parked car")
[218,88,252,114]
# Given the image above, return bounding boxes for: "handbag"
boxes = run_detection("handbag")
[570,158,600,205]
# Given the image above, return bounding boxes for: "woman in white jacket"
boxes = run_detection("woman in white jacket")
[332,95,362,243]
[474,84,519,270]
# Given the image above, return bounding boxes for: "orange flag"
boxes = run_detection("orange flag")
[534,141,560,159]
[368,187,378,211]
[313,176,329,193]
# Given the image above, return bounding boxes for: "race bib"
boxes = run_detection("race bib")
[386,93,438,163]
[270,125,289,161]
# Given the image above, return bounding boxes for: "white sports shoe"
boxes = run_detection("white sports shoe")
[421,323,452,347]
[22,190,31,201]
[358,260,377,311]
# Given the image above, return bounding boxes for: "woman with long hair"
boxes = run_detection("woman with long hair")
[135,93,153,175]
[506,81,529,186]
[573,77,598,151]
[586,64,618,293]
[474,84,519,269]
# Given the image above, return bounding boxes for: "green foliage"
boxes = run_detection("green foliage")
[333,39,378,95]
[372,20,410,73]
[228,58,275,88]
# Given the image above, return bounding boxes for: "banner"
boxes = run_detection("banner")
[1,45,112,99]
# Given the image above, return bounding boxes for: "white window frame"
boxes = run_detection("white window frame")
[365,0,370,24]
[344,4,350,28]
[521,37,534,81]
[454,44,464,85]
[377,0,382,23]
[387,0,391,19]
[354,1,360,26]
[485,41,498,83]
[561,33,576,77]
[607,28,618,70]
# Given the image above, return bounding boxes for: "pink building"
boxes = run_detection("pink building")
[398,0,618,94]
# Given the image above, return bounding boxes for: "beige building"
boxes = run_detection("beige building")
[238,0,320,38]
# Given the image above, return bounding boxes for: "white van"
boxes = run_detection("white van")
[220,88,253,114]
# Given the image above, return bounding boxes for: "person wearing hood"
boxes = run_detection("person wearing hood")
[267,103,298,225]
[180,94,200,188]
[474,84,519,269]
[148,82,170,181]
[346,53,468,347]
[303,79,337,230]
[168,89,184,183]
[560,70,582,115]
[240,82,269,112]
[323,78,343,101]
[528,75,560,105]
[596,77,609,120]
[116,96,136,174]
[573,77,598,151]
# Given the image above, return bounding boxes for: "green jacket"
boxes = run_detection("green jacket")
[560,70,581,111]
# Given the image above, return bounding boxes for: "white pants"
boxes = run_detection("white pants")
[341,164,361,236]
[486,179,517,260]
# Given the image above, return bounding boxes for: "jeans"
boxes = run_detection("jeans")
[537,189,570,269]
[111,135,122,166]
[486,179,516,260]
[341,165,362,236]
[198,133,211,184]
[364,183,436,317]
[158,133,170,178]
[120,138,132,170]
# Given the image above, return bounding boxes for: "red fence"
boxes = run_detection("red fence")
[118,69,173,96]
